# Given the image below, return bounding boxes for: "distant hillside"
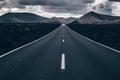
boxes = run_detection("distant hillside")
[51,17,76,24]
[0,12,60,24]
[70,11,120,24]
[1,12,120,24]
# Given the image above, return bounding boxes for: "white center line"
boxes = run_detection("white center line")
[63,39,65,43]
[63,35,64,37]
[61,54,65,70]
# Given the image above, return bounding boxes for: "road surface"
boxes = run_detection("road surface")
[0,24,120,80]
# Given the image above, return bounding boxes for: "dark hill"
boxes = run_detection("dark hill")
[70,11,120,24]
[0,12,60,24]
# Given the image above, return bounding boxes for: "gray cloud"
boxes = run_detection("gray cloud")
[40,0,109,15]
[0,0,24,8]
[0,0,120,17]
[19,0,94,5]
[109,0,120,1]
[0,0,95,15]
[93,2,112,15]
[0,0,95,9]
[42,4,91,14]
[0,0,5,7]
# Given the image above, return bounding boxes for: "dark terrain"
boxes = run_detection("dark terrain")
[71,11,120,24]
[68,24,120,51]
[1,23,120,56]
[0,25,120,80]
[0,13,60,24]
[0,23,60,55]
[0,11,120,55]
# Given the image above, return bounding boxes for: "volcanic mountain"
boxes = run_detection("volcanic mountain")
[0,12,60,24]
[70,11,120,24]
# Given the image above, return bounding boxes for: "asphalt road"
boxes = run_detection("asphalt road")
[0,24,120,80]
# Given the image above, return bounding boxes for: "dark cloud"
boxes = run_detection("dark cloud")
[19,0,94,5]
[0,0,120,17]
[0,0,24,8]
[109,0,120,1]
[17,0,95,15]
[20,0,66,6]
[0,0,5,7]
[42,4,89,14]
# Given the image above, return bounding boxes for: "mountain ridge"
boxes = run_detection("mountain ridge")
[0,11,120,24]
[0,12,60,24]
[70,11,120,24]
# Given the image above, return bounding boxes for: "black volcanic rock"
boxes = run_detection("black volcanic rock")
[70,11,120,24]
[0,12,60,24]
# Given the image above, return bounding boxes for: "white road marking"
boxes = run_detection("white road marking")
[63,39,65,43]
[61,54,65,70]
[63,35,64,37]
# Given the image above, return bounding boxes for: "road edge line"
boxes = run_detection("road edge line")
[0,26,60,58]
[68,27,120,54]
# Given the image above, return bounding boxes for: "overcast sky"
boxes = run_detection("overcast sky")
[0,0,120,18]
